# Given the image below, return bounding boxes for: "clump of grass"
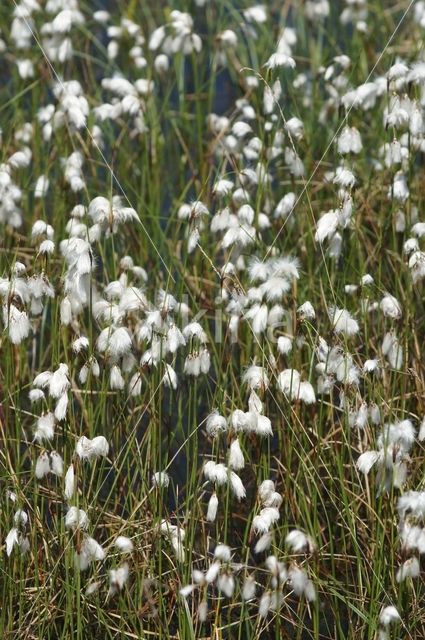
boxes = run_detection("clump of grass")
[1,1,425,639]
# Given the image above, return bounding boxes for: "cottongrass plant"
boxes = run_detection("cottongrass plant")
[1,0,425,638]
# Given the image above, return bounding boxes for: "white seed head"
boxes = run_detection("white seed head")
[206,493,219,522]
[228,439,245,470]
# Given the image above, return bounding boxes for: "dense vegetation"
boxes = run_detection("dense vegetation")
[1,0,425,638]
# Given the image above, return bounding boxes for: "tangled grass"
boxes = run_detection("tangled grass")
[1,0,425,638]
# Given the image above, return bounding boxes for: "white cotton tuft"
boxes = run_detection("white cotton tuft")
[60,297,72,325]
[285,529,316,553]
[277,369,300,399]
[214,544,231,562]
[49,364,70,398]
[242,575,256,600]
[6,528,19,557]
[34,412,55,442]
[54,393,68,421]
[363,359,379,374]
[288,566,316,601]
[337,126,362,154]
[76,536,105,571]
[152,471,170,488]
[34,175,49,198]
[198,601,208,622]
[228,439,245,470]
[396,556,420,582]
[50,451,64,476]
[115,536,134,553]
[258,480,275,504]
[382,332,403,369]
[35,452,51,479]
[64,464,75,500]
[162,364,178,389]
[205,560,220,583]
[315,210,339,243]
[206,493,218,522]
[380,606,400,626]
[72,336,89,353]
[65,506,89,530]
[76,435,109,461]
[217,573,235,597]
[110,365,125,390]
[259,591,271,617]
[252,507,280,533]
[108,563,129,594]
[29,389,45,403]
[330,306,359,336]
[356,451,380,474]
[107,327,132,358]
[380,294,402,319]
[297,300,316,320]
[277,336,293,355]
[254,532,272,554]
[298,381,316,404]
[206,411,227,437]
[278,370,316,404]
[255,414,273,436]
[229,472,246,500]
[203,461,228,485]
[3,305,30,344]
[242,365,269,390]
